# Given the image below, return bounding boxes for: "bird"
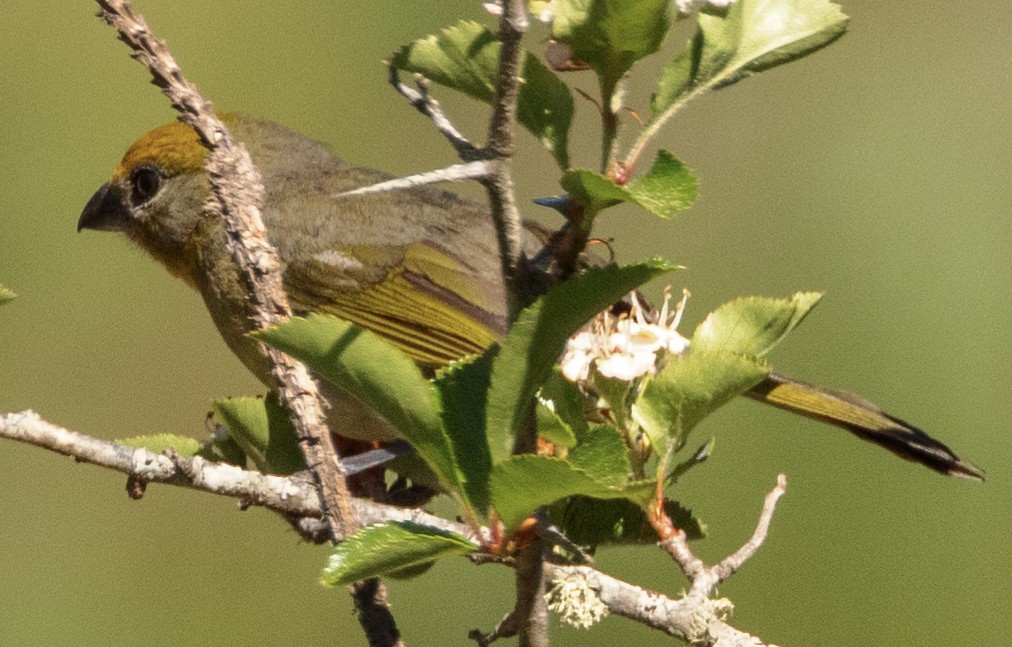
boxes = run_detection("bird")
[78,114,983,481]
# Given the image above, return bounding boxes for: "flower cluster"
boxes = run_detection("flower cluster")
[545,573,609,629]
[561,287,690,384]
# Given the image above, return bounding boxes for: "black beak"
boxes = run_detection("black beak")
[78,183,130,232]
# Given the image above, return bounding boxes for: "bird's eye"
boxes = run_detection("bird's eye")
[130,166,163,206]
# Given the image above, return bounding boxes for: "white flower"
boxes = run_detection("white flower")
[561,287,691,384]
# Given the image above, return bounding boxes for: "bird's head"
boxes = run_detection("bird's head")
[78,118,218,284]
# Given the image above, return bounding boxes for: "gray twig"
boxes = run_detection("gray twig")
[93,0,357,543]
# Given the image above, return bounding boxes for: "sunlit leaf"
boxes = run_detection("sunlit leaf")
[485,260,678,464]
[116,433,204,457]
[320,522,476,587]
[691,292,822,357]
[212,395,304,474]
[632,351,769,469]
[561,149,696,219]
[652,0,848,117]
[254,315,462,496]
[552,0,671,95]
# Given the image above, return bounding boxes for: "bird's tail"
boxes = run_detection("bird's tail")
[745,373,984,481]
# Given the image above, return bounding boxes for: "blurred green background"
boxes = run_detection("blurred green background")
[1,1,1007,645]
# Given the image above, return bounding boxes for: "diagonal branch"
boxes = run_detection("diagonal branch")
[92,0,357,543]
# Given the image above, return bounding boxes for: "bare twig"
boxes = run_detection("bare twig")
[468,612,518,646]
[389,67,479,159]
[660,475,789,598]
[92,0,357,542]
[336,161,492,197]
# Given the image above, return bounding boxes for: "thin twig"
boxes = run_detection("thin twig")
[389,66,479,159]
[336,161,492,198]
[659,475,789,599]
[93,0,357,542]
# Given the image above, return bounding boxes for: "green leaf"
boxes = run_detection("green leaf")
[200,431,247,467]
[552,0,671,95]
[485,260,678,464]
[539,369,589,439]
[566,425,630,488]
[116,434,204,457]
[626,150,698,218]
[433,353,494,514]
[212,395,304,474]
[561,149,697,219]
[536,397,579,448]
[632,351,769,469]
[391,20,574,168]
[0,284,14,305]
[691,292,822,357]
[652,0,848,116]
[254,315,462,496]
[489,455,653,529]
[553,495,706,546]
[560,168,631,215]
[320,522,476,587]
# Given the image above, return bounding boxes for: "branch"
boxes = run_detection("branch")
[92,0,357,542]
[389,67,479,160]
[544,565,780,647]
[0,410,476,537]
[1,410,781,645]
[660,475,789,598]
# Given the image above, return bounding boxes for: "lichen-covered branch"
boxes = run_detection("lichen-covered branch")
[1,410,779,645]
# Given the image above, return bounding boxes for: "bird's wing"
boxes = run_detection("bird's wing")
[283,241,508,371]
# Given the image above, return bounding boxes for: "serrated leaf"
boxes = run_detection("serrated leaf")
[553,495,706,546]
[539,369,589,439]
[489,455,653,529]
[116,434,204,457]
[632,351,769,470]
[320,522,476,587]
[485,260,678,464]
[212,395,304,474]
[560,168,630,215]
[567,425,630,488]
[691,292,822,357]
[0,284,15,305]
[652,0,848,116]
[253,315,462,496]
[552,0,671,95]
[391,20,574,168]
[433,353,494,513]
[536,398,579,448]
[561,149,696,219]
[626,150,698,218]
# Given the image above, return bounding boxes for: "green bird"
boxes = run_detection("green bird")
[78,114,983,481]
